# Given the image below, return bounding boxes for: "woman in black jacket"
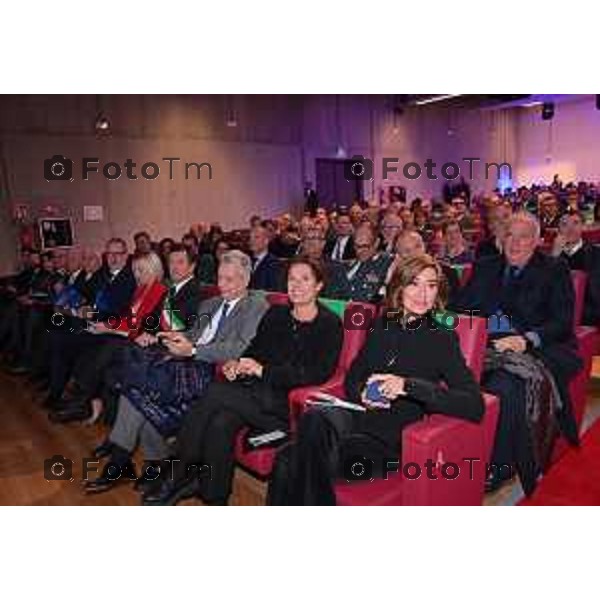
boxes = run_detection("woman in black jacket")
[144,256,344,505]
[268,254,484,505]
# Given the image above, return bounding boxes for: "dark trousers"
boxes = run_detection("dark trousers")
[71,336,128,404]
[268,404,422,506]
[48,328,99,401]
[175,380,285,503]
[482,369,539,495]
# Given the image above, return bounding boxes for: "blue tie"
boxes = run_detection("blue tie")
[215,301,231,335]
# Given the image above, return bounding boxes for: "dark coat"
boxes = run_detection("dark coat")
[451,250,583,443]
[249,253,284,292]
[560,241,600,326]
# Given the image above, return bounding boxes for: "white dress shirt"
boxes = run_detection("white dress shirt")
[196,296,242,346]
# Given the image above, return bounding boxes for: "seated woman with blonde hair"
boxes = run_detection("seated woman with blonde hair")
[49,251,167,423]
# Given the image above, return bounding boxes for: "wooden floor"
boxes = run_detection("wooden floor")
[0,372,266,506]
[1,359,599,506]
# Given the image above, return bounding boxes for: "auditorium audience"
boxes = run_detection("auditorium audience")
[143,257,343,505]
[83,249,268,495]
[1,173,599,506]
[45,238,136,410]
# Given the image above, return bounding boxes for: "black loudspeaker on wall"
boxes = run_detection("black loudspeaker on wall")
[542,102,555,120]
[596,95,600,110]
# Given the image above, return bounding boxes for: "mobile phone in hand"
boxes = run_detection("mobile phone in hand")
[365,381,390,408]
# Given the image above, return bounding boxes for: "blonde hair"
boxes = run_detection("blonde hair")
[132,251,164,282]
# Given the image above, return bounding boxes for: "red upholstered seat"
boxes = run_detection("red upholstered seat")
[330,314,498,505]
[234,302,376,477]
[237,310,500,506]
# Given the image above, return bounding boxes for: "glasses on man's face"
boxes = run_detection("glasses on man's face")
[106,251,126,257]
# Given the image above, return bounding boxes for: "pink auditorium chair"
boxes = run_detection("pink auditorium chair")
[328,314,499,506]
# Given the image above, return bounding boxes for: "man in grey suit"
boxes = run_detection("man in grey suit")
[163,249,269,362]
[83,250,269,495]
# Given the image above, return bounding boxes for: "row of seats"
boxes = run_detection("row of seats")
[198,269,598,505]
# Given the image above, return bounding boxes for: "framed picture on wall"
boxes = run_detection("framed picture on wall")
[38,217,74,250]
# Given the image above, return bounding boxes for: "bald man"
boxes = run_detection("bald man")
[388,231,460,302]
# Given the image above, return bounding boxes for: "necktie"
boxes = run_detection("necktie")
[162,285,185,331]
[333,238,342,261]
[214,301,231,335]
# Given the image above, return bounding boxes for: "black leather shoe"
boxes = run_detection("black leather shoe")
[49,404,91,424]
[141,478,199,506]
[83,461,137,494]
[134,464,163,494]
[92,440,114,460]
[6,362,29,375]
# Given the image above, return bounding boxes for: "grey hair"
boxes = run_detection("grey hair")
[509,211,541,239]
[219,249,252,281]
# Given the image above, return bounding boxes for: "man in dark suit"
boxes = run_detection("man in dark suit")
[298,226,351,300]
[324,213,356,261]
[452,213,582,494]
[248,224,283,291]
[552,211,600,326]
[46,238,136,408]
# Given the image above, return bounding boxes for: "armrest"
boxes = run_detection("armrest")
[401,393,499,505]
[287,369,347,432]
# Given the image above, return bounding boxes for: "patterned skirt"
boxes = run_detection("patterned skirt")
[119,344,214,437]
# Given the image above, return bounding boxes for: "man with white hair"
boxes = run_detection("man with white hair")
[452,212,581,495]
